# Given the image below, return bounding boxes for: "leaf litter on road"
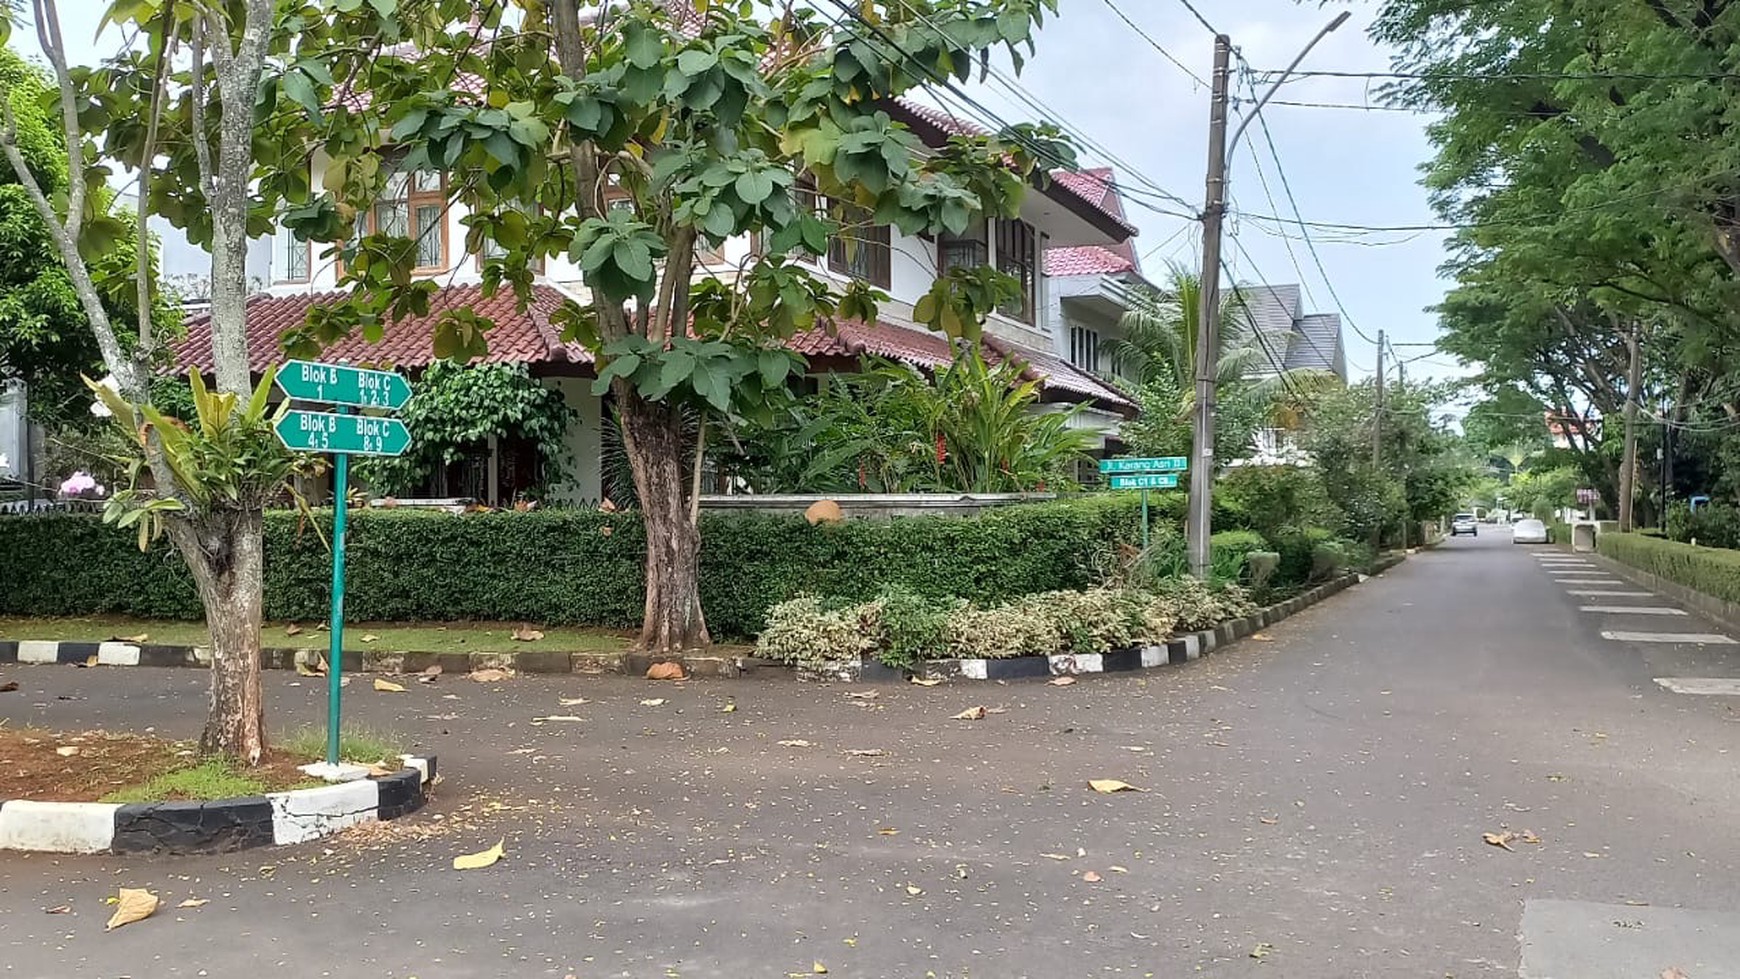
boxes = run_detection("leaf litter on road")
[1088,779,1145,794]
[105,888,158,931]
[452,838,505,870]
[910,676,943,687]
[373,678,406,693]
[1047,676,1077,687]
[951,706,987,720]
[470,668,514,683]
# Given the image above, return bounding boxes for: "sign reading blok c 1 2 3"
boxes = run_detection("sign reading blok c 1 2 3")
[274,359,412,410]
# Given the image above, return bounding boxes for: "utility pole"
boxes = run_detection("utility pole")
[1183,12,1349,579]
[1372,329,1385,551]
[1186,35,1233,579]
[1619,325,1642,532]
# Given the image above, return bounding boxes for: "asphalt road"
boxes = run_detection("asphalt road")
[4,531,1740,978]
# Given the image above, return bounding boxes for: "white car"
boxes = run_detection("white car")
[1512,518,1549,544]
[1450,513,1479,537]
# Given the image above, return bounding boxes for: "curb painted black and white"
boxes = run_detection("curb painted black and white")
[817,559,1403,684]
[0,641,746,678]
[0,754,435,855]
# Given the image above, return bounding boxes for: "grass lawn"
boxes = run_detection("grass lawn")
[0,615,634,655]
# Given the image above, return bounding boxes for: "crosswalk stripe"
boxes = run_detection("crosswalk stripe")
[1579,606,1687,615]
[1602,630,1738,644]
[1566,590,1652,596]
[1655,677,1740,695]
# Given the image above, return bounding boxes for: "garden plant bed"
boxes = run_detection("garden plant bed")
[0,728,318,804]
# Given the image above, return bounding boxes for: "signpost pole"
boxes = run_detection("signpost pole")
[325,407,350,769]
[1141,489,1150,551]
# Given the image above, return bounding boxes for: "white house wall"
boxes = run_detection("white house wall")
[545,376,604,505]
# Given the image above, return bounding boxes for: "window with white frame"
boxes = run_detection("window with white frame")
[1069,326,1100,373]
[350,168,447,272]
[281,231,310,282]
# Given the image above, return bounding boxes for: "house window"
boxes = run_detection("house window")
[354,169,447,272]
[938,219,988,275]
[1069,326,1100,373]
[281,231,310,283]
[827,203,892,288]
[995,218,1037,323]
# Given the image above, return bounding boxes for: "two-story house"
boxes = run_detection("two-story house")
[171,98,1139,505]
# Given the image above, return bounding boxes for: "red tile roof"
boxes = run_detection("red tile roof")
[171,284,588,375]
[793,319,1133,412]
[1044,244,1136,277]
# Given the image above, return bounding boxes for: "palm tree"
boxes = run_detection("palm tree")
[1108,262,1338,414]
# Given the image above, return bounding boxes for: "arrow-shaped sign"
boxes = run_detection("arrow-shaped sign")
[275,359,412,410]
[275,410,411,457]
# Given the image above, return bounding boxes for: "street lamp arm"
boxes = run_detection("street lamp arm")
[1226,11,1351,162]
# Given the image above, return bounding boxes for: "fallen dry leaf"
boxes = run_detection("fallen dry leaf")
[81,654,98,667]
[777,739,814,748]
[646,661,687,680]
[558,697,589,706]
[1520,831,1542,845]
[55,746,80,757]
[420,664,443,677]
[373,678,406,693]
[44,905,70,914]
[1088,779,1144,794]
[639,698,667,707]
[844,691,879,700]
[1483,831,1517,851]
[470,668,513,682]
[510,626,545,642]
[904,885,923,896]
[877,827,899,836]
[951,706,987,720]
[1260,816,1279,825]
[105,888,159,931]
[359,634,380,644]
[1661,968,1690,979]
[533,715,583,722]
[846,748,886,757]
[910,676,943,687]
[452,838,505,871]
[1047,676,1077,687]
[284,624,303,637]
[813,963,829,975]
[176,898,209,909]
[0,681,18,693]
[1249,633,1274,642]
[1082,871,1102,883]
[1251,942,1275,960]
[294,659,325,678]
[720,701,737,713]
[1040,852,1072,861]
[120,633,149,644]
[1108,865,1129,874]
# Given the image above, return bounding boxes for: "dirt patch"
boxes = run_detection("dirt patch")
[0,728,315,803]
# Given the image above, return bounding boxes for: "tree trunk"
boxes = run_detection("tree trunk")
[168,509,267,763]
[616,387,710,656]
[1618,329,1642,532]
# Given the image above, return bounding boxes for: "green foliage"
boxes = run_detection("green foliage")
[280,727,402,765]
[1599,532,1740,606]
[1666,504,1740,550]
[0,496,1148,638]
[351,362,575,499]
[1505,466,1581,520]
[1215,466,1338,539]
[726,348,1094,493]
[875,585,960,672]
[99,758,271,804]
[1119,373,1271,469]
[1209,529,1268,582]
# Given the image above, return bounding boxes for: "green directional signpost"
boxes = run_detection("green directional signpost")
[274,361,413,772]
[1100,456,1189,549]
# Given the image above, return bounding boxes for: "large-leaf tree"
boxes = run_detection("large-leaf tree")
[280,0,1071,656]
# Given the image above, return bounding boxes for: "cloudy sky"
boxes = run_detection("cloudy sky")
[943,0,1458,382]
[15,0,1458,380]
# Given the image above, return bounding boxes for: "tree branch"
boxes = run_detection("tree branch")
[190,17,219,204]
[31,0,86,241]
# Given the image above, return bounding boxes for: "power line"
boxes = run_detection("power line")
[1252,68,1740,83]
[1223,231,1364,379]
[1236,65,1380,348]
[1094,0,1207,87]
[1171,0,1221,36]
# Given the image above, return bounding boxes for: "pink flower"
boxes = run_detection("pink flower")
[59,472,102,497]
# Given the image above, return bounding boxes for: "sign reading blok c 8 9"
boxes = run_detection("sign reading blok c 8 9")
[275,410,411,457]
[275,359,412,411]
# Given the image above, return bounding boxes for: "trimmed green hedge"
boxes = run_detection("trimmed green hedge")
[1597,532,1740,606]
[0,496,1158,637]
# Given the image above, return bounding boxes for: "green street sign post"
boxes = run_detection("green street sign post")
[1108,473,1179,490]
[274,366,413,772]
[276,359,412,410]
[1099,457,1189,474]
[1100,458,1189,550]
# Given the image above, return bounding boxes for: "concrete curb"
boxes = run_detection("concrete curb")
[810,570,1374,684]
[0,641,746,678]
[0,754,436,855]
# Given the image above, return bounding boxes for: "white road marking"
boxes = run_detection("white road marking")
[1655,677,1740,695]
[1565,590,1652,597]
[1578,606,1687,615]
[1602,630,1738,644]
